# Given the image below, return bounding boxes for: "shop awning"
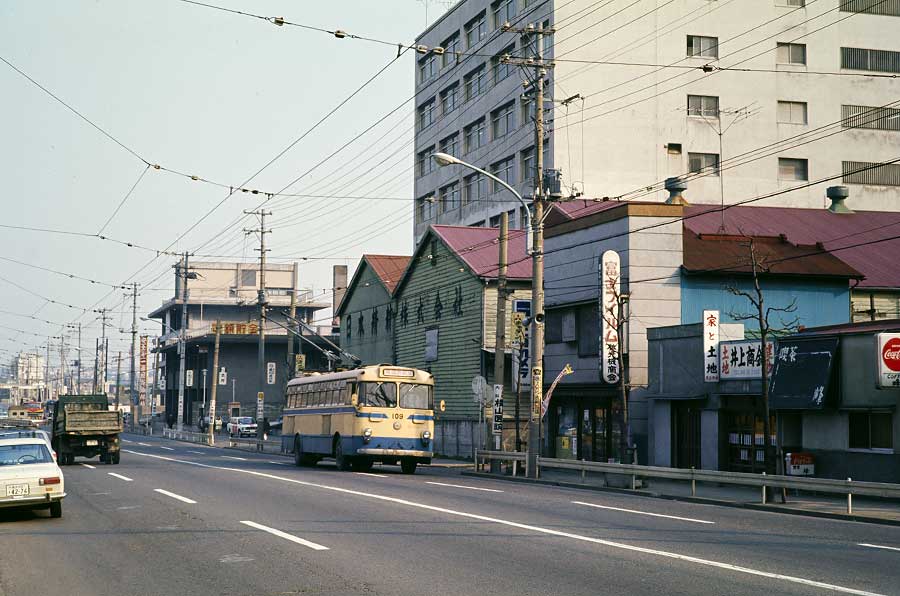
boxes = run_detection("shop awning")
[770,337,839,410]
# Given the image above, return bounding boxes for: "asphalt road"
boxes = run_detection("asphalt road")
[1,433,898,596]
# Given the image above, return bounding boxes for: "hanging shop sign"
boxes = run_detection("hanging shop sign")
[600,251,620,385]
[877,333,900,389]
[703,310,720,382]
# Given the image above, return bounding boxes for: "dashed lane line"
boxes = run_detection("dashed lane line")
[354,472,390,478]
[79,463,96,469]
[158,446,175,451]
[426,481,502,493]
[188,451,205,455]
[859,544,900,553]
[153,488,197,504]
[108,473,133,482]
[240,521,329,551]
[573,501,715,525]
[122,450,881,596]
[222,455,248,461]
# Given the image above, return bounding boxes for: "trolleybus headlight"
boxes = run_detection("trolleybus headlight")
[421,430,431,443]
[363,428,373,443]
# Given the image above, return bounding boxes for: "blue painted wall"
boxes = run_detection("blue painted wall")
[681,276,850,330]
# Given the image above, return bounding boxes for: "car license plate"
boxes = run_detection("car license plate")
[85,440,98,446]
[6,484,29,497]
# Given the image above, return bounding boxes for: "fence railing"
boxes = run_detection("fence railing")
[475,450,900,514]
[162,428,213,445]
[223,436,284,454]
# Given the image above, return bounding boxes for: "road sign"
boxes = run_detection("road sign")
[186,369,194,387]
[471,375,487,404]
[256,391,264,420]
[266,362,276,385]
[531,366,543,421]
[218,367,227,386]
[492,384,503,436]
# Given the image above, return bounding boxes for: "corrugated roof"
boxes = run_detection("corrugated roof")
[794,318,900,336]
[431,225,533,280]
[684,205,900,289]
[364,255,411,294]
[682,232,863,279]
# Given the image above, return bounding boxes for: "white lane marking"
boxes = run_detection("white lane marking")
[859,543,900,553]
[117,506,140,510]
[153,488,197,504]
[137,442,151,447]
[219,554,254,563]
[268,461,290,466]
[108,472,133,482]
[158,446,175,451]
[188,451,205,455]
[222,455,248,461]
[123,451,879,596]
[80,463,96,469]
[426,481,503,493]
[240,521,329,551]
[573,501,715,525]
[121,439,134,444]
[354,472,389,478]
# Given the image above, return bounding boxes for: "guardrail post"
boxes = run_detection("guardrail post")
[691,467,696,497]
[581,460,586,484]
[847,478,852,515]
[512,459,517,477]
[761,472,767,505]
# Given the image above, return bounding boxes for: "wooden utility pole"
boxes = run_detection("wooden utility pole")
[286,261,298,382]
[177,253,189,430]
[244,209,271,441]
[208,321,221,445]
[493,212,509,459]
[115,351,122,409]
[129,282,139,432]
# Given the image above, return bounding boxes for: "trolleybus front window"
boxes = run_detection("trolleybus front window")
[399,384,433,410]
[359,382,397,408]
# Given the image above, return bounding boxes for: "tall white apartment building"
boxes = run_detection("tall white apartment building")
[413,0,900,240]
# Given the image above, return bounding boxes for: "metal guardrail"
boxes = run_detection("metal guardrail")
[224,436,283,454]
[162,428,213,445]
[476,450,900,514]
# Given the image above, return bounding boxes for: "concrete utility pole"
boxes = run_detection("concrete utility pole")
[45,340,51,401]
[286,262,298,382]
[492,212,509,466]
[244,209,271,442]
[129,282,139,432]
[99,308,110,394]
[177,252,189,430]
[208,321,221,445]
[93,337,99,393]
[115,351,122,409]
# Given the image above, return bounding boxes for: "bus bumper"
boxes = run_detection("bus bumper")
[356,448,433,458]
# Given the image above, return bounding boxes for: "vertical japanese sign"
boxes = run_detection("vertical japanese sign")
[256,391,265,420]
[492,384,503,436]
[294,354,306,375]
[600,250,620,384]
[266,362,276,385]
[703,310,720,382]
[530,366,543,421]
[139,336,148,406]
[877,333,900,388]
[511,300,531,391]
[186,369,194,387]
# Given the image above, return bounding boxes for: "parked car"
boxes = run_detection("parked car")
[226,417,257,437]
[0,437,65,518]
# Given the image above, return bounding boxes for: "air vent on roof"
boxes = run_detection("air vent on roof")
[664,177,688,205]
[826,186,853,214]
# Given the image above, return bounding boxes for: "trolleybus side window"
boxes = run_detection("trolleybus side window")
[359,382,397,408]
[399,383,433,410]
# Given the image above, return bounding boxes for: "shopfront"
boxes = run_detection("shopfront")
[546,387,621,462]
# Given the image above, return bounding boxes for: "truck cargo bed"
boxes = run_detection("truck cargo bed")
[57,410,122,435]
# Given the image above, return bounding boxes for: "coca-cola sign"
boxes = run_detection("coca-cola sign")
[876,333,900,388]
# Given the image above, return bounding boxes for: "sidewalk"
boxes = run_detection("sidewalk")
[464,466,900,525]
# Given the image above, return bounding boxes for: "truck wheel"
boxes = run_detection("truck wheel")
[49,501,62,518]
[112,452,120,465]
[400,459,418,475]
[100,451,108,464]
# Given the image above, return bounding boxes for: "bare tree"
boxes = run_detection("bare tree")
[725,238,799,497]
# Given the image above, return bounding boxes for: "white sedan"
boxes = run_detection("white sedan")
[0,438,65,518]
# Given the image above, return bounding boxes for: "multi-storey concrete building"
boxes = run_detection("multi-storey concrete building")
[413,0,900,240]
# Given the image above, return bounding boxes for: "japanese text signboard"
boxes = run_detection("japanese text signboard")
[600,251,621,385]
[877,333,900,389]
[703,310,720,382]
[492,384,503,436]
[719,340,775,380]
[139,336,148,403]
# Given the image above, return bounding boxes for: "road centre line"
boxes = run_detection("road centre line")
[426,481,503,493]
[573,501,715,525]
[240,521,329,551]
[859,543,900,553]
[79,463,96,469]
[354,472,389,478]
[121,439,133,444]
[222,455,248,461]
[188,450,205,455]
[158,446,174,451]
[121,451,881,596]
[268,461,290,466]
[137,442,150,447]
[153,488,197,504]
[108,472,133,482]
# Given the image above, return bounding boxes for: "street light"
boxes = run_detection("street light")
[431,152,533,254]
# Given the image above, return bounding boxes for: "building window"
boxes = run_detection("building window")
[441,32,460,67]
[781,0,805,6]
[418,99,436,130]
[471,219,486,227]
[440,84,459,115]
[489,214,501,227]
[439,133,460,158]
[463,172,487,205]
[841,47,900,73]
[521,97,536,126]
[490,156,515,192]
[418,53,436,82]
[465,11,487,49]
[417,146,435,176]
[840,0,900,17]
[841,104,900,131]
[688,152,720,176]
[417,195,436,222]
[492,45,516,84]
[777,101,808,124]
[687,94,719,117]
[776,42,807,65]
[843,161,900,186]
[687,35,719,58]
[464,64,486,101]
[240,269,257,287]
[491,0,516,29]
[849,412,893,450]
[491,101,515,139]
[463,118,486,152]
[519,206,529,230]
[778,157,808,181]
[520,146,535,185]
[439,182,460,213]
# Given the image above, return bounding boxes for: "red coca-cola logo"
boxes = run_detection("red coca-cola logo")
[882,337,900,372]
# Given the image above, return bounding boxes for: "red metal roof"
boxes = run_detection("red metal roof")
[364,255,411,294]
[684,205,900,289]
[431,225,533,280]
[794,318,900,336]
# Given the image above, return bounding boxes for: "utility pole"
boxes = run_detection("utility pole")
[115,351,122,409]
[129,282,139,432]
[93,337,99,393]
[244,210,271,442]
[45,340,51,401]
[177,252,190,430]
[286,262,298,382]
[492,212,509,471]
[98,308,110,394]
[208,321,221,445]
[59,334,66,396]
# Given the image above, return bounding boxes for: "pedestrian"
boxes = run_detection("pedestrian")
[262,417,270,441]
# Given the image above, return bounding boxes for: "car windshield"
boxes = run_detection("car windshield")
[238,417,253,424]
[359,382,398,408]
[399,384,433,410]
[0,443,53,466]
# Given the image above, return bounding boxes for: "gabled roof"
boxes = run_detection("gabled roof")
[682,232,864,280]
[335,254,410,316]
[431,225,532,280]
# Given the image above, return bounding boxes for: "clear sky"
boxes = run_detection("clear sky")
[0,0,449,366]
